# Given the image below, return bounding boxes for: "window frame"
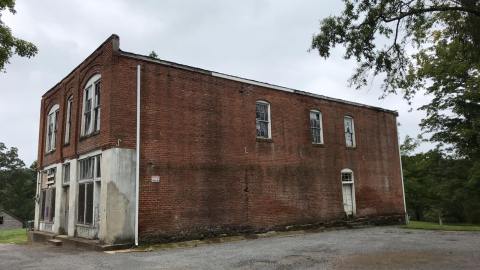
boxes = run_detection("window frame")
[81,74,101,137]
[45,104,59,153]
[344,116,356,148]
[64,96,73,145]
[255,100,272,139]
[309,110,324,144]
[77,154,101,226]
[62,162,70,186]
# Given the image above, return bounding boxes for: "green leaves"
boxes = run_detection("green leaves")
[0,0,38,72]
[0,141,35,224]
[312,0,480,159]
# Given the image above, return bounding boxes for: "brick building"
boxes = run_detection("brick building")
[34,34,406,246]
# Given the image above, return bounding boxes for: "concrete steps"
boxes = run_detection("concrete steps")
[29,231,131,251]
[47,239,63,246]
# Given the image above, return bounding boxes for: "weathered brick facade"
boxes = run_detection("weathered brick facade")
[37,35,405,244]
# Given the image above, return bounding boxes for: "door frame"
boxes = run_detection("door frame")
[341,168,356,216]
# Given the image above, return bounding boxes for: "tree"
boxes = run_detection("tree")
[0,0,38,72]
[311,0,480,160]
[148,50,158,59]
[0,142,36,224]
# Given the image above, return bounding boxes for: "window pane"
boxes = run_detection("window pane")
[63,163,70,184]
[256,102,270,138]
[50,188,56,222]
[85,183,94,224]
[95,156,101,178]
[78,184,85,224]
[342,172,352,182]
[40,190,46,220]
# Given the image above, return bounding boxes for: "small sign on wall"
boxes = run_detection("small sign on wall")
[151,176,160,183]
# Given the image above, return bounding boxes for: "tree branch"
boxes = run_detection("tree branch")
[381,5,480,23]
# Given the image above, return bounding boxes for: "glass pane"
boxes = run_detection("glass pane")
[78,184,85,223]
[256,121,269,138]
[342,172,352,182]
[50,188,55,222]
[85,183,94,224]
[95,156,101,178]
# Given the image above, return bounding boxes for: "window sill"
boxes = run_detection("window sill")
[63,142,70,147]
[44,150,56,156]
[256,137,273,143]
[312,143,325,147]
[346,146,357,150]
[79,130,100,141]
[76,223,94,228]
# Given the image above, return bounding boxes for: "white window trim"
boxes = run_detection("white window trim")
[310,109,324,144]
[344,116,356,148]
[78,153,102,183]
[64,96,73,144]
[341,168,354,183]
[81,74,101,136]
[256,100,272,139]
[45,104,59,153]
[62,162,71,186]
[340,168,356,215]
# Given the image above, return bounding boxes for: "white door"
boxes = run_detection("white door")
[342,183,354,215]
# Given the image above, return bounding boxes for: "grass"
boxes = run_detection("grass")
[404,221,480,232]
[0,228,28,244]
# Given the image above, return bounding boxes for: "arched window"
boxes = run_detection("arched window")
[64,96,73,144]
[45,104,59,152]
[256,100,271,139]
[81,74,101,136]
[310,110,323,144]
[344,116,355,147]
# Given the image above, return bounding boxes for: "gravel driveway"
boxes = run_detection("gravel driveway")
[1,226,479,270]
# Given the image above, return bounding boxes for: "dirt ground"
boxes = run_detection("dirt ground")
[0,226,478,270]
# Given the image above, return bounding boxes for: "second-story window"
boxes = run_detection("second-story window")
[46,104,59,153]
[344,116,356,147]
[64,96,73,144]
[81,74,101,136]
[310,110,323,144]
[256,101,271,139]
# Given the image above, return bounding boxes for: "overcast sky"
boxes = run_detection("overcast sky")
[0,0,432,165]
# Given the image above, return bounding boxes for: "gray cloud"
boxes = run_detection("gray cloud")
[0,0,431,165]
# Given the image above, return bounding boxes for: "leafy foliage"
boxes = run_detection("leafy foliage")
[0,0,38,72]
[401,138,480,223]
[311,0,480,159]
[148,50,158,59]
[0,142,35,223]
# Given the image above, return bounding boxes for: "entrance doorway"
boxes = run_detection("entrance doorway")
[341,169,356,216]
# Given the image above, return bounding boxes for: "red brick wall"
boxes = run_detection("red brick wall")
[38,35,120,168]
[114,57,406,241]
[38,35,405,242]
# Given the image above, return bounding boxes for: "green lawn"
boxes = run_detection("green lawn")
[0,228,28,244]
[404,221,480,232]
